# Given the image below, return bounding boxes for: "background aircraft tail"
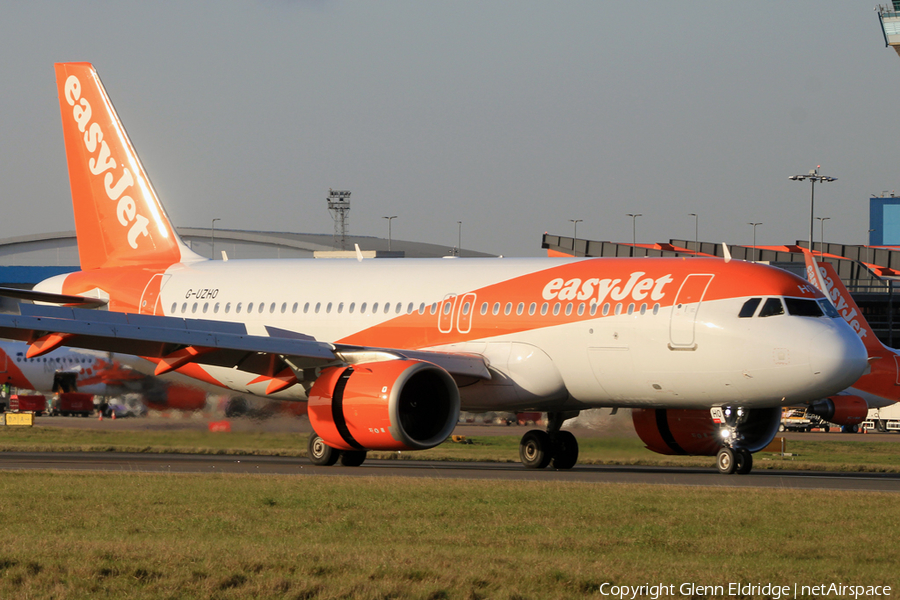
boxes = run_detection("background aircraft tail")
[802,251,887,355]
[54,62,202,271]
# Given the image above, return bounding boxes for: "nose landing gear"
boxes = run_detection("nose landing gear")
[714,406,754,475]
[716,446,752,474]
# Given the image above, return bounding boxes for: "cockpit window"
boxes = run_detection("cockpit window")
[739,298,761,318]
[758,297,785,317]
[818,298,840,318]
[784,298,824,317]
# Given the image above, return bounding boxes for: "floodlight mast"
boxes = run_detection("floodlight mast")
[788,168,836,253]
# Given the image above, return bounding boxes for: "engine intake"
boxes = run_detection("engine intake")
[807,395,868,426]
[308,359,460,452]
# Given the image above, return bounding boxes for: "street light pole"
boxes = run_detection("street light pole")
[748,222,762,262]
[816,217,831,257]
[626,213,642,257]
[457,221,462,257]
[688,213,698,255]
[789,167,837,251]
[382,216,397,251]
[211,218,221,260]
[568,219,583,255]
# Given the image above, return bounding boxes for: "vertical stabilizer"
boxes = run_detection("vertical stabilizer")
[802,250,886,355]
[54,62,202,270]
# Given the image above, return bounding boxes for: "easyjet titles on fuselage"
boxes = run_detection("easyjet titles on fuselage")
[542,271,674,304]
[63,74,150,249]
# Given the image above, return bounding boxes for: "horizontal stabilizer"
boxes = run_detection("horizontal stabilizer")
[0,286,108,308]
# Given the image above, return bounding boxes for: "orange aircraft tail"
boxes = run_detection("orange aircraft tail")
[54,62,201,271]
[801,250,887,356]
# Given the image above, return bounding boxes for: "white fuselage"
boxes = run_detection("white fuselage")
[52,256,864,413]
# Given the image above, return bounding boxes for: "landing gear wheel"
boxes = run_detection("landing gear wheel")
[716,447,737,474]
[339,450,367,467]
[550,431,579,470]
[735,448,753,475]
[519,430,553,469]
[308,433,339,466]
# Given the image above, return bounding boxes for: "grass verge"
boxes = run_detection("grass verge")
[0,472,897,599]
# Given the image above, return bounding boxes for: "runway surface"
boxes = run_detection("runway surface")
[1,451,898,492]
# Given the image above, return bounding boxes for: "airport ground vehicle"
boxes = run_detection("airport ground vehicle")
[9,394,47,416]
[780,408,831,432]
[48,392,94,417]
[864,403,900,432]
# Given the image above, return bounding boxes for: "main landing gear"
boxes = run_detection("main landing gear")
[307,432,368,467]
[519,411,580,470]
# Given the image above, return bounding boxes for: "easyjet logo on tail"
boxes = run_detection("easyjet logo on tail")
[542,271,674,304]
[63,75,150,249]
[819,267,868,340]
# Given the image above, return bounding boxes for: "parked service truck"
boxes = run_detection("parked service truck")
[780,408,833,432]
[863,403,900,433]
[49,393,94,417]
[9,394,46,416]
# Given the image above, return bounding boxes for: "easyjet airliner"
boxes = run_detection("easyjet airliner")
[0,63,869,474]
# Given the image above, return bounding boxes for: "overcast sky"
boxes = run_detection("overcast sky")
[1,1,898,257]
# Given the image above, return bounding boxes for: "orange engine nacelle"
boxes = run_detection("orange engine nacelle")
[144,384,207,412]
[632,407,781,456]
[807,395,868,426]
[309,360,460,452]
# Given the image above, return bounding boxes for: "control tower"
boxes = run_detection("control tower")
[878,3,900,58]
[327,189,351,249]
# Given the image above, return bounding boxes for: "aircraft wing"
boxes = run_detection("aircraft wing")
[0,304,490,390]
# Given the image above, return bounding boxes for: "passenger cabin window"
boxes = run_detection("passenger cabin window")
[758,297,785,317]
[739,298,761,318]
[784,298,824,318]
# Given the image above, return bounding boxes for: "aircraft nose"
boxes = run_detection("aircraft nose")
[808,325,867,391]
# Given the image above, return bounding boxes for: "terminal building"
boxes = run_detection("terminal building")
[0,228,494,312]
[2,225,900,347]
